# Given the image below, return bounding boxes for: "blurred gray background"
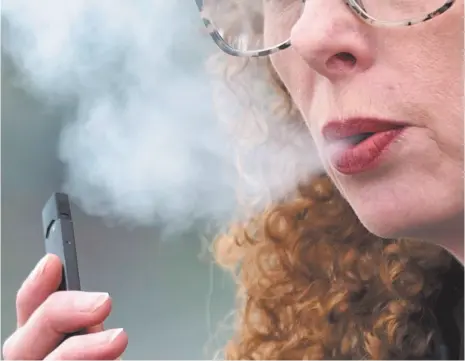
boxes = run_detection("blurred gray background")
[1,3,237,359]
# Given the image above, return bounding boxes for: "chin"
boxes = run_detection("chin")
[350,203,415,239]
[354,210,418,240]
[347,191,464,246]
[325,140,464,246]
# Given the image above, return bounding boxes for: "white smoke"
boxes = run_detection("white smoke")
[2,0,323,234]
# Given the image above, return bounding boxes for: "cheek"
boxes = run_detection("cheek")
[384,11,464,161]
[270,51,330,163]
[425,72,463,162]
[270,50,316,114]
[433,101,463,163]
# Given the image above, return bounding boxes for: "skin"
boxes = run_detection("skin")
[2,254,128,359]
[269,0,464,262]
[2,1,463,359]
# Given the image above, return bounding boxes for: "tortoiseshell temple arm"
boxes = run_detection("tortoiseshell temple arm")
[193,0,456,58]
[344,0,455,27]
[193,0,292,57]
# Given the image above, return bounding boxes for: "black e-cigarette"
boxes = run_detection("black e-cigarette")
[42,192,81,291]
[42,192,85,341]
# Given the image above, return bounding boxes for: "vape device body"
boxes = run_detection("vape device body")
[42,192,85,341]
[42,192,81,291]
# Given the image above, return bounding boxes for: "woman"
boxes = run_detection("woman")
[3,0,463,359]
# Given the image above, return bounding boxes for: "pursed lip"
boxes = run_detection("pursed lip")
[321,117,409,142]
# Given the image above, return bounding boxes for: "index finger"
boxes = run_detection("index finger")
[16,254,62,327]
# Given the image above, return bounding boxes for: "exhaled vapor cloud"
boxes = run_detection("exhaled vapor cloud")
[2,0,323,235]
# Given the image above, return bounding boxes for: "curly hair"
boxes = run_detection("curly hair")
[204,3,455,359]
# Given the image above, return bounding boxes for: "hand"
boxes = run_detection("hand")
[2,254,128,360]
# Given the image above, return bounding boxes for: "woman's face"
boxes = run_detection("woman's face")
[269,0,463,247]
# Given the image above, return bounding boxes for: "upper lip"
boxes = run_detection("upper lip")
[322,117,408,142]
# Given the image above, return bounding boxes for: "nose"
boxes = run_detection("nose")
[290,0,375,81]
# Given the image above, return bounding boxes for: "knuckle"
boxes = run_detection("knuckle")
[15,287,28,313]
[2,332,21,360]
[39,294,59,319]
[25,292,63,334]
[44,291,63,305]
[59,335,83,351]
[2,336,13,359]
[46,335,87,360]
[37,293,67,331]
[41,291,68,316]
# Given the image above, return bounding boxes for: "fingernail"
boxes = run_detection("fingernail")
[30,255,49,280]
[108,328,124,342]
[75,292,109,312]
[91,328,124,346]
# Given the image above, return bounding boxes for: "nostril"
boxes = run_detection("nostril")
[326,52,357,72]
[337,52,357,65]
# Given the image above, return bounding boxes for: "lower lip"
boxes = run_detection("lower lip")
[331,128,405,175]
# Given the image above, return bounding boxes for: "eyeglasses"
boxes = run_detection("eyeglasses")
[194,0,456,57]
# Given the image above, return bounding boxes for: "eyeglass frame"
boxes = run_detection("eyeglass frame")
[194,0,456,58]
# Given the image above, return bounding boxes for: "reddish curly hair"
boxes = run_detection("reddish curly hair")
[206,38,454,359]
